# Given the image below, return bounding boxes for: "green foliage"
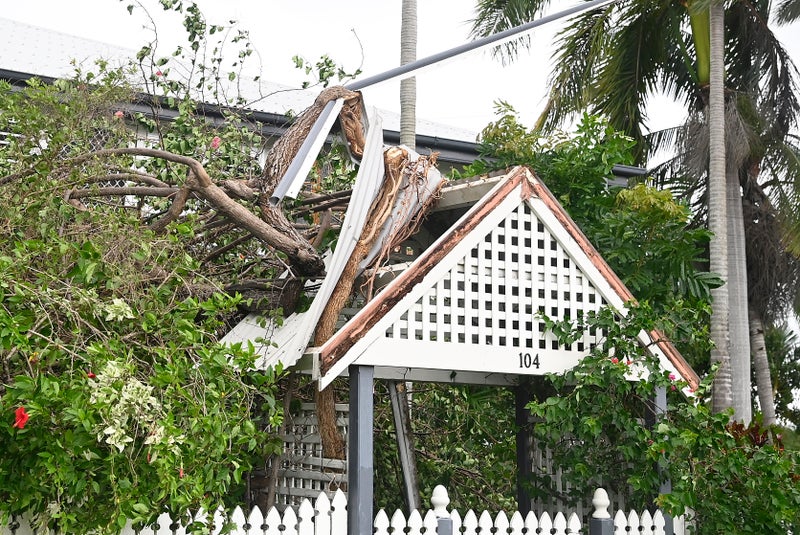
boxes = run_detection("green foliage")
[528,303,679,509]
[531,305,800,533]
[460,109,719,368]
[0,177,283,532]
[292,54,363,89]
[0,95,283,528]
[374,383,517,512]
[0,7,291,533]
[653,405,800,533]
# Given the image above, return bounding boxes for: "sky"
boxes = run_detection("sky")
[3,0,800,139]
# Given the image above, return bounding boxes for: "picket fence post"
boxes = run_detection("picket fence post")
[431,485,453,535]
[589,488,613,535]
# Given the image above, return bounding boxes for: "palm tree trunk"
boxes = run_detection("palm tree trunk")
[708,0,733,414]
[400,0,417,150]
[728,168,752,424]
[749,307,777,426]
[396,0,422,512]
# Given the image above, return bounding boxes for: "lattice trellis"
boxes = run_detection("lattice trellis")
[319,169,693,390]
[383,200,607,356]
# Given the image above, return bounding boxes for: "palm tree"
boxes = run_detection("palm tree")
[470,0,800,420]
[708,0,733,414]
[400,0,417,149]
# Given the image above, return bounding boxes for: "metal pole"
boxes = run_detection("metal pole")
[269,0,621,205]
[389,381,422,512]
[348,365,374,535]
[346,0,618,92]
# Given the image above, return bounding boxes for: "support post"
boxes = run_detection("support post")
[389,381,422,512]
[348,365,374,535]
[515,382,532,514]
[589,488,614,535]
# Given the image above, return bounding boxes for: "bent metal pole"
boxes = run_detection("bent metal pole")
[269,0,620,205]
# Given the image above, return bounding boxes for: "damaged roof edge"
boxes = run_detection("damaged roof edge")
[319,166,700,391]
[526,176,700,389]
[318,168,529,376]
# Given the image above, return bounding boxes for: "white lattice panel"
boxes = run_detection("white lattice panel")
[318,169,690,389]
[351,197,610,378]
[384,202,607,354]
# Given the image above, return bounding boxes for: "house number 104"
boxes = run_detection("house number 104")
[519,352,540,369]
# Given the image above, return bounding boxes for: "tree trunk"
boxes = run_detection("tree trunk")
[312,148,411,459]
[749,307,777,426]
[728,167,752,424]
[400,0,417,150]
[708,0,733,414]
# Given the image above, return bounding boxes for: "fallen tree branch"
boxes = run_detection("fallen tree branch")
[56,147,325,276]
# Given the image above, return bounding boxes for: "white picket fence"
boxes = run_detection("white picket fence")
[2,486,685,535]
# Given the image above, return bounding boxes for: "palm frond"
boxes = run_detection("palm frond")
[469,0,553,63]
[775,0,800,24]
[726,0,800,138]
[591,0,685,159]
[535,4,615,132]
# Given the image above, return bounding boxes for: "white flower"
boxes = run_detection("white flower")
[102,298,135,321]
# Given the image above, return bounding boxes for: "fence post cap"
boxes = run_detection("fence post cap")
[591,488,611,519]
[431,485,450,517]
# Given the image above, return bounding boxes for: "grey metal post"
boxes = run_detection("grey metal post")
[348,365,374,535]
[437,517,454,535]
[515,382,532,514]
[589,488,614,535]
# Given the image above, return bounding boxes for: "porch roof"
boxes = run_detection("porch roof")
[317,166,699,390]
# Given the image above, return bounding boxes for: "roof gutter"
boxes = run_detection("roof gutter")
[2,67,482,163]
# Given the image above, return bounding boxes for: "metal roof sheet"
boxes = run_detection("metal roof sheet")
[0,17,478,143]
[221,108,387,370]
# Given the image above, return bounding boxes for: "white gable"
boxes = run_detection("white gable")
[318,168,694,389]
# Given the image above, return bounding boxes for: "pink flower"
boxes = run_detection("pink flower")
[13,407,29,429]
[114,110,124,119]
[155,70,163,77]
[670,385,677,391]
[179,467,185,479]
[669,373,677,381]
[625,360,632,366]
[610,357,619,364]
[87,371,96,379]
[210,136,221,150]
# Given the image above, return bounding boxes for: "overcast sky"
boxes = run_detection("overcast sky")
[3,0,800,139]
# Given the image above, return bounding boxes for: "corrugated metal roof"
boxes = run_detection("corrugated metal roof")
[221,108,387,370]
[0,17,478,143]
